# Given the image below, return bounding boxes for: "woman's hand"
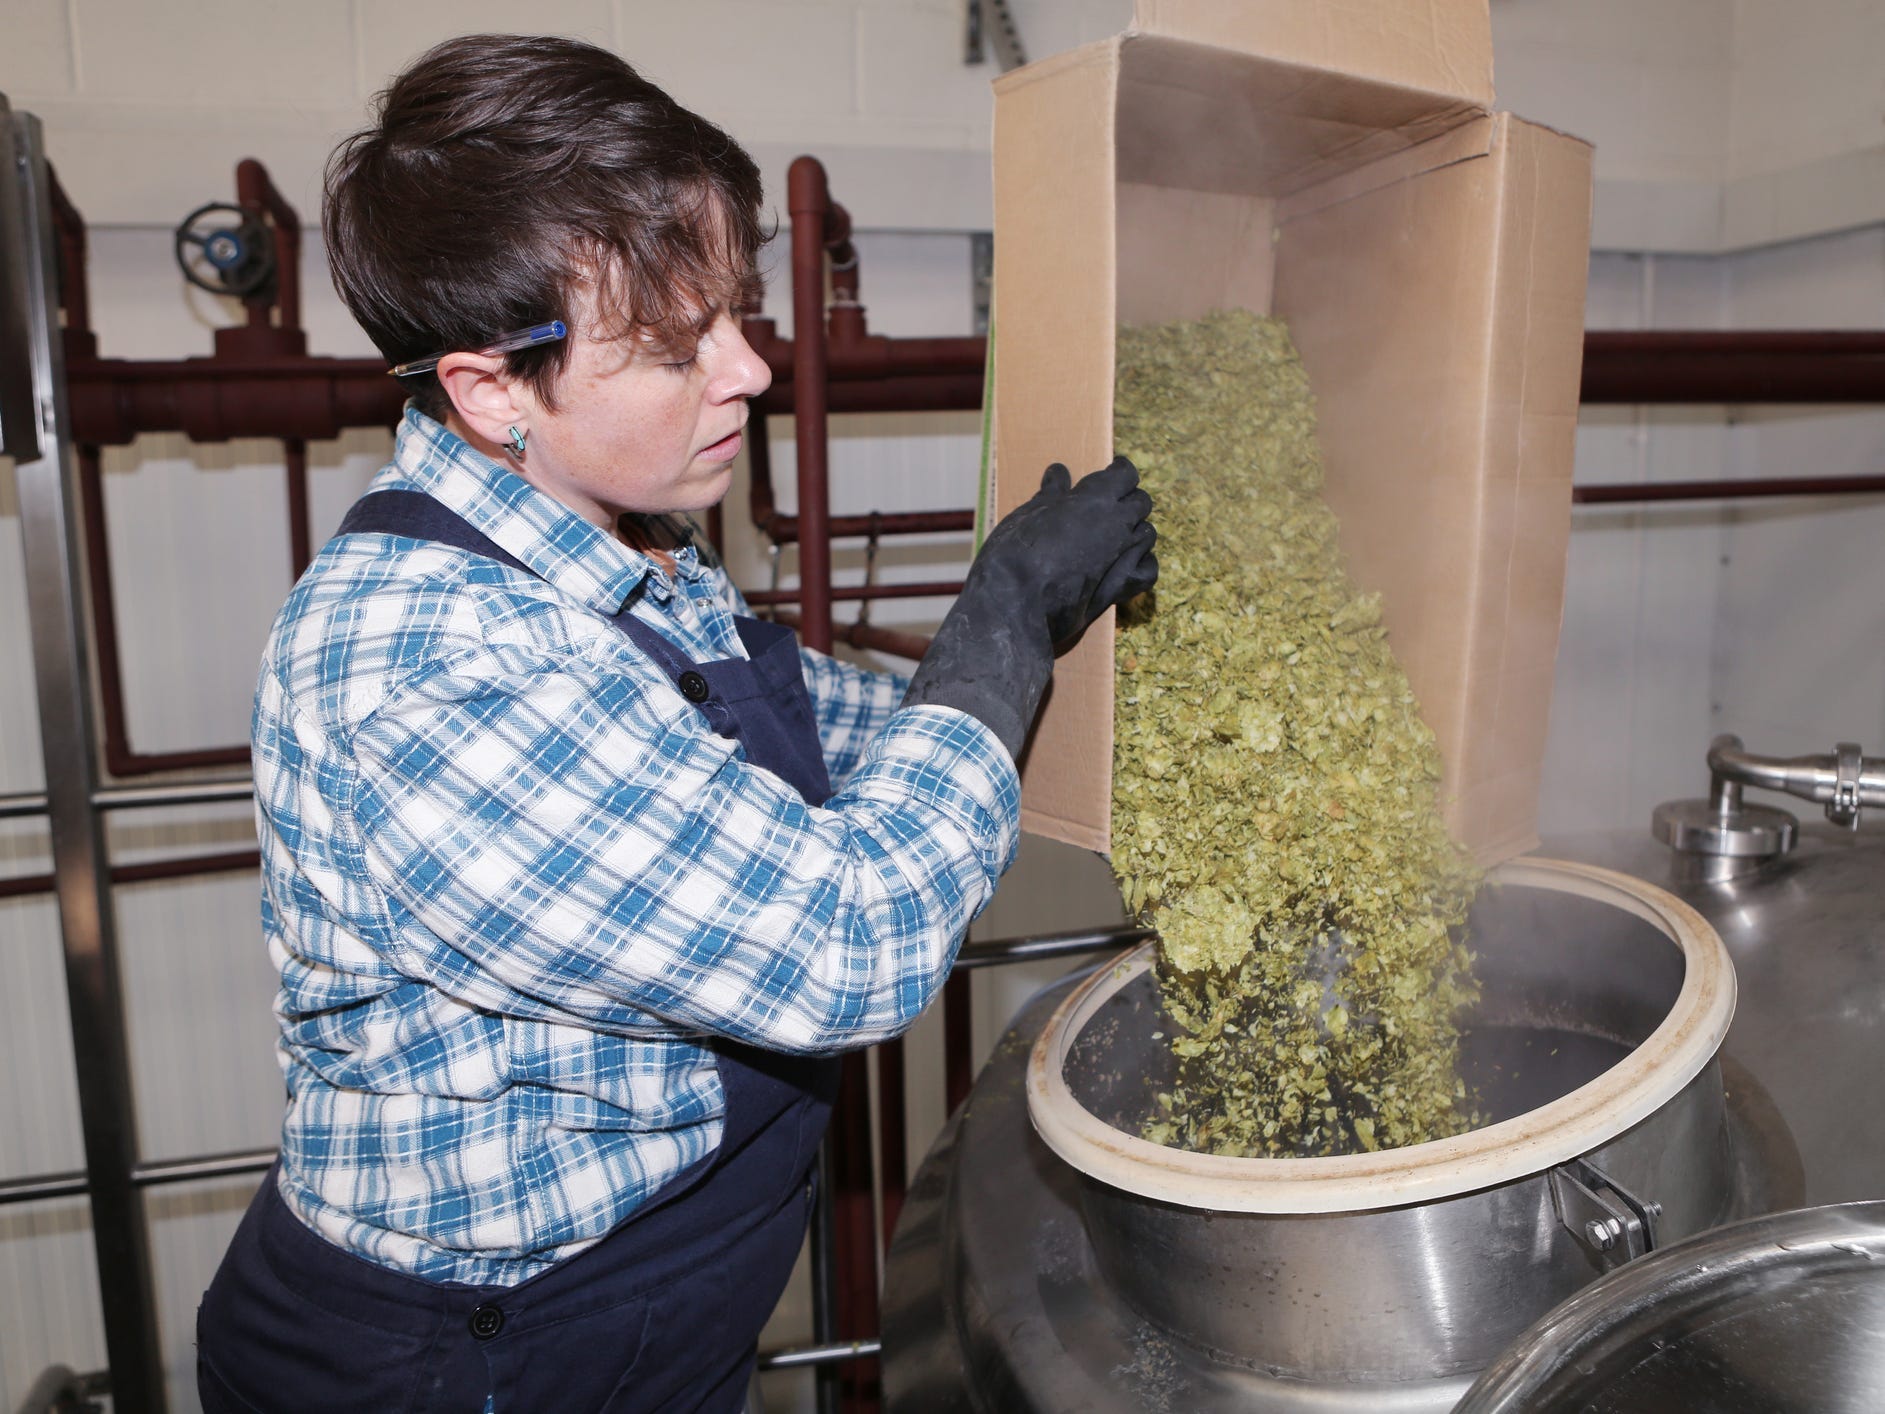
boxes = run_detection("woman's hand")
[900,457,1158,759]
[975,456,1158,647]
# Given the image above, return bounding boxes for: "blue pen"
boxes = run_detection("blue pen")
[389,320,568,378]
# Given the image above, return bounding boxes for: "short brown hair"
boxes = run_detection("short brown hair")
[324,34,766,420]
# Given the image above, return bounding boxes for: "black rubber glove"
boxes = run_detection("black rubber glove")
[902,456,1157,759]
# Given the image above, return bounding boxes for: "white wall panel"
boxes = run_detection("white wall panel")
[1712,489,1885,754]
[0,0,76,95]
[0,901,84,1180]
[1491,45,1645,170]
[1731,0,1885,178]
[1539,251,1737,838]
[96,438,294,755]
[615,1,860,121]
[72,1,359,109]
[1727,224,1885,328]
[0,1199,104,1410]
[1709,225,1885,760]
[1490,0,1730,65]
[113,869,283,1162]
[358,0,618,85]
[858,3,999,129]
[4,0,1879,245]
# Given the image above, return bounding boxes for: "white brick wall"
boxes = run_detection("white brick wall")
[1486,0,1885,251]
[1731,0,1885,179]
[2,0,1879,248]
[0,0,1137,231]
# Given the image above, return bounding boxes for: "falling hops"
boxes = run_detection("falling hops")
[1111,310,1482,1158]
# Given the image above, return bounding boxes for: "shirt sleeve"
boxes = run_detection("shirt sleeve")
[798,646,911,786]
[696,550,914,786]
[347,640,1017,1054]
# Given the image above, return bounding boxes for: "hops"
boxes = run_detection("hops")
[1112,310,1480,1159]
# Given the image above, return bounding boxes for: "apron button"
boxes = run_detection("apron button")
[469,1304,505,1340]
[678,671,711,703]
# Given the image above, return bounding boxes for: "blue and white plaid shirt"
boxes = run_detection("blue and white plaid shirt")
[253,409,1019,1286]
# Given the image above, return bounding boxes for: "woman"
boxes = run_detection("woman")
[196,32,1154,1413]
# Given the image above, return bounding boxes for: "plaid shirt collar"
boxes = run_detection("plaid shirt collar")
[376,406,708,615]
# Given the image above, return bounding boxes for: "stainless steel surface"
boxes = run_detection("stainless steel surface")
[0,96,41,462]
[1052,875,1737,1383]
[756,1339,883,1372]
[1549,819,1885,1208]
[1456,1201,1885,1413]
[128,1147,275,1188]
[0,1169,91,1206]
[954,924,1152,970]
[883,974,1797,1413]
[0,788,50,819]
[91,777,255,811]
[8,103,167,1411]
[1652,796,1797,863]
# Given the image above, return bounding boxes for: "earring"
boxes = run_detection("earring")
[506,425,527,458]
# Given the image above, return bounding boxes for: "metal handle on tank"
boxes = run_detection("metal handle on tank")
[1549,1158,1663,1271]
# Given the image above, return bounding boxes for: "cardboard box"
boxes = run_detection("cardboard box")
[990,0,1592,869]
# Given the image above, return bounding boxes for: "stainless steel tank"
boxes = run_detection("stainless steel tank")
[1456,1201,1885,1412]
[1029,859,1741,1386]
[884,737,1885,1411]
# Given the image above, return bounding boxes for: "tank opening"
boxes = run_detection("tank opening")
[1063,880,1690,1145]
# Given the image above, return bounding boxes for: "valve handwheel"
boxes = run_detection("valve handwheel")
[173,201,275,297]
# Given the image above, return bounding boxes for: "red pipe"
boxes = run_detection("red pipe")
[876,1040,908,1245]
[756,370,985,415]
[769,611,933,663]
[58,162,326,778]
[788,156,881,1414]
[753,508,974,549]
[788,158,837,655]
[59,327,1885,449]
[47,166,96,362]
[65,357,403,445]
[285,438,312,577]
[1581,330,1885,403]
[213,159,307,363]
[1574,472,1885,504]
[839,623,932,661]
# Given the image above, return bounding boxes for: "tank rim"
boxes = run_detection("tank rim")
[1025,855,1737,1213]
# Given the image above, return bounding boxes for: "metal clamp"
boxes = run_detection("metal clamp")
[1831,741,1864,828]
[1550,1158,1663,1271]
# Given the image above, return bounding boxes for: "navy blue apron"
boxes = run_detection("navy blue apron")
[198,491,842,1414]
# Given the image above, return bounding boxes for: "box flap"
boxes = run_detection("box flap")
[1276,114,1495,224]
[993,40,1124,854]
[1132,0,1494,110]
[1117,36,1482,200]
[1270,112,1592,867]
